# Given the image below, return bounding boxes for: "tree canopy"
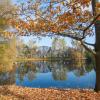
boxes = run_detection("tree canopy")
[6,0,100,55]
[0,0,17,38]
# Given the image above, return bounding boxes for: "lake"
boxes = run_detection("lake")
[0,61,96,89]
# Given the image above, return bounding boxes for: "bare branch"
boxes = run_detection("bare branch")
[83,41,95,47]
[80,41,96,56]
[56,32,82,41]
[53,32,96,55]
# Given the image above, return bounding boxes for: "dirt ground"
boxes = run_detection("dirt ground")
[0,85,100,100]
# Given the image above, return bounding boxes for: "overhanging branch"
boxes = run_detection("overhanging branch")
[54,32,96,55]
[83,41,95,47]
[81,41,96,56]
[82,13,100,38]
[56,32,82,41]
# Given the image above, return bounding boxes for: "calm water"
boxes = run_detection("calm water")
[0,61,96,89]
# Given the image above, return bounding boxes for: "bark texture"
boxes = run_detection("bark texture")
[94,20,100,91]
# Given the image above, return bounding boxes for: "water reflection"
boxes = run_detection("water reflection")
[0,61,96,89]
[0,66,16,85]
[16,62,37,82]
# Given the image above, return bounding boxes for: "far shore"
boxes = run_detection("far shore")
[16,58,70,62]
[16,57,86,62]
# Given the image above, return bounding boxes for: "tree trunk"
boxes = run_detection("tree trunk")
[94,20,100,91]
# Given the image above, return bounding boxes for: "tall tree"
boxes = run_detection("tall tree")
[0,0,17,38]
[52,38,67,51]
[92,0,100,91]
[0,0,17,72]
[8,0,100,91]
[0,0,10,30]
[0,37,17,69]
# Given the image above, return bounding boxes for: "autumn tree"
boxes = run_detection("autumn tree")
[0,0,17,38]
[51,37,67,57]
[52,38,67,51]
[0,37,17,70]
[7,0,100,91]
[0,0,18,73]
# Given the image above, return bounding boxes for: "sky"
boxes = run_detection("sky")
[25,36,73,47]
[19,35,95,48]
[11,0,95,47]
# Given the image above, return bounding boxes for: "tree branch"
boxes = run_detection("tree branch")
[54,32,96,55]
[83,41,95,47]
[82,13,100,38]
[55,31,96,55]
[56,32,82,41]
[80,41,96,56]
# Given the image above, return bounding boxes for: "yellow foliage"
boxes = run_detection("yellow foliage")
[6,0,99,35]
[81,0,90,4]
[96,2,100,8]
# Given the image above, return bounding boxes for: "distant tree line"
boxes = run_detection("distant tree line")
[16,38,93,63]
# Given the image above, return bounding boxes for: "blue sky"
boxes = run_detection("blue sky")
[20,36,57,46]
[20,35,95,47]
[12,0,95,47]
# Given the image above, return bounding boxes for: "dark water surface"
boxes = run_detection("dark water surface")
[0,61,96,89]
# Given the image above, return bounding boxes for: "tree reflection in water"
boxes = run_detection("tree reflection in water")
[0,61,94,87]
[16,61,94,82]
[0,64,16,85]
[16,62,37,82]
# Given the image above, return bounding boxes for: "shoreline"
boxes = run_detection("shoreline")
[0,85,100,100]
[16,58,71,62]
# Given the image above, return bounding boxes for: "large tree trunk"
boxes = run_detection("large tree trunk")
[94,20,100,91]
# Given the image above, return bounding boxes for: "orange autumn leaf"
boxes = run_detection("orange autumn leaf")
[81,0,90,5]
[96,2,100,8]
